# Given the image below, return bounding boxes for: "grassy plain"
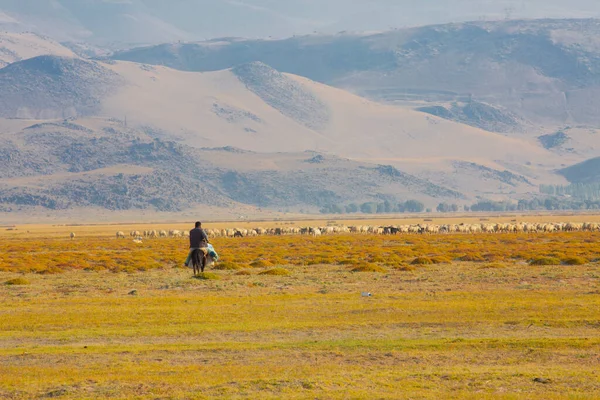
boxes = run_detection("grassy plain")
[1,228,599,399]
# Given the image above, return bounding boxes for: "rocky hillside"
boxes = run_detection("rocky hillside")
[0,56,121,119]
[232,62,330,131]
[0,53,561,215]
[559,157,600,184]
[112,19,600,128]
[0,119,466,212]
[417,101,523,133]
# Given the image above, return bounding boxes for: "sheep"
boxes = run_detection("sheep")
[69,232,76,240]
[116,231,126,239]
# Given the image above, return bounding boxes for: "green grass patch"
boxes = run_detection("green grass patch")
[351,264,388,273]
[213,261,242,270]
[4,277,30,285]
[411,257,434,265]
[259,268,290,276]
[459,253,486,262]
[411,256,451,265]
[529,257,561,266]
[250,260,273,268]
[562,256,588,265]
[395,265,416,272]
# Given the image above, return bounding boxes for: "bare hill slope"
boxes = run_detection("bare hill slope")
[0,56,569,212]
[95,60,557,165]
[112,19,600,128]
[0,32,76,67]
[0,118,468,212]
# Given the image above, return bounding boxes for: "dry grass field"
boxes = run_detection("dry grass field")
[1,223,600,399]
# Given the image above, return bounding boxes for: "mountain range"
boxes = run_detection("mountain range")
[1,17,599,218]
[1,1,599,46]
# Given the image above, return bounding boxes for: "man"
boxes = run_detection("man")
[184,221,209,267]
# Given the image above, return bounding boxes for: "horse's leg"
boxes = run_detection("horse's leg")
[201,253,206,273]
[192,253,198,276]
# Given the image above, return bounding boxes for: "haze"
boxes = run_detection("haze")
[1,0,600,45]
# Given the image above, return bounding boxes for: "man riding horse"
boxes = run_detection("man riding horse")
[185,221,209,275]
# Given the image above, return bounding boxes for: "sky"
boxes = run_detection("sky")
[1,0,599,44]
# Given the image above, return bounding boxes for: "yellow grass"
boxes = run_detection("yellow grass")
[4,213,600,238]
[0,229,599,398]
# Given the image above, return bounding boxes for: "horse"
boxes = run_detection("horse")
[191,248,207,276]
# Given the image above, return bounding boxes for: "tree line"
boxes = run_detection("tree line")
[320,200,427,214]
[320,197,600,215]
[539,183,600,201]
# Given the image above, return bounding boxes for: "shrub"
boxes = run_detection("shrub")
[235,270,252,276]
[483,253,503,262]
[432,256,452,264]
[411,257,434,265]
[250,260,272,268]
[214,261,242,270]
[259,268,291,276]
[459,253,486,262]
[351,264,387,273]
[411,256,451,265]
[395,265,416,272]
[529,257,561,266]
[562,256,588,266]
[5,277,30,285]
[193,272,221,280]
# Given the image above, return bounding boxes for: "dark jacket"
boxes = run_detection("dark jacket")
[189,228,209,248]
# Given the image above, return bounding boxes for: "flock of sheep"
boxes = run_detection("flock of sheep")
[106,222,600,240]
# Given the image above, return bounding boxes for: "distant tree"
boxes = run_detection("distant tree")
[383,200,392,213]
[360,202,377,214]
[345,203,359,213]
[404,200,425,213]
[319,204,344,214]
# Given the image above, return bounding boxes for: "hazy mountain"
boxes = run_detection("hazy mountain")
[0,55,564,212]
[0,56,121,119]
[1,1,599,46]
[0,119,468,212]
[1,6,599,214]
[0,32,76,67]
[112,19,600,130]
